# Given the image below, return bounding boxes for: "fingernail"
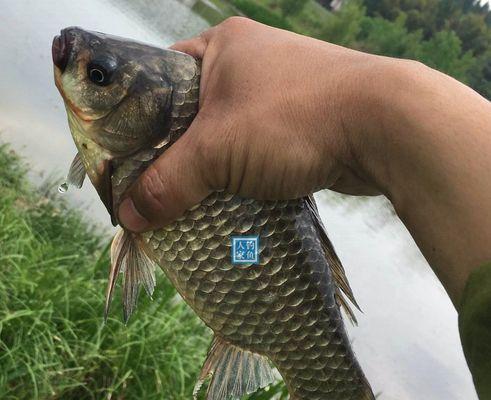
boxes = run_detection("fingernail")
[118,198,150,232]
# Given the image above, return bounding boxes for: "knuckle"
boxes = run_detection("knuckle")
[193,134,221,185]
[192,129,211,156]
[193,106,214,124]
[195,130,232,190]
[403,59,430,77]
[221,16,254,32]
[197,30,210,47]
[137,164,168,217]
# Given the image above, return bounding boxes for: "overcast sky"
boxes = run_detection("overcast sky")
[0,0,480,399]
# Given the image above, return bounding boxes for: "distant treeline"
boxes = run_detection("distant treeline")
[228,0,491,99]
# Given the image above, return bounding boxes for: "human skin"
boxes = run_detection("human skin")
[118,17,491,308]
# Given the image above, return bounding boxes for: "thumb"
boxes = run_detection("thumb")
[118,119,214,232]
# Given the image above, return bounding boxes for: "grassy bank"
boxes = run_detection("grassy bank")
[0,144,286,399]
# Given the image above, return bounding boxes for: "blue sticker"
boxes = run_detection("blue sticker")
[231,236,259,265]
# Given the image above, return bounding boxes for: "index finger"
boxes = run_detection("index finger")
[169,29,213,59]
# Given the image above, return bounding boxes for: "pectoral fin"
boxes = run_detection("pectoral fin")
[67,152,86,189]
[58,152,86,193]
[194,337,276,400]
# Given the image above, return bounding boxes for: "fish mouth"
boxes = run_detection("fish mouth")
[52,28,74,72]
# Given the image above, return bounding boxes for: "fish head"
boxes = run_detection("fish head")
[52,27,192,224]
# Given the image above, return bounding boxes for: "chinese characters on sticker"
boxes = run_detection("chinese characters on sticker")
[231,236,259,265]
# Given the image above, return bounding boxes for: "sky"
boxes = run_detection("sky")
[0,0,480,398]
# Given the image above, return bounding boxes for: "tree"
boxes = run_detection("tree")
[319,0,365,45]
[359,13,422,58]
[279,0,309,17]
[468,50,491,98]
[359,0,491,97]
[449,12,491,55]
[316,0,333,9]
[416,30,476,82]
[235,0,491,99]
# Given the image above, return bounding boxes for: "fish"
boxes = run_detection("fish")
[52,27,374,400]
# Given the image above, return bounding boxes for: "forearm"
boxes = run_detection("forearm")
[119,16,491,301]
[351,58,491,307]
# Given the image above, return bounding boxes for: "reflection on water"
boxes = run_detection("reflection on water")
[109,0,209,40]
[0,1,477,399]
[317,192,476,399]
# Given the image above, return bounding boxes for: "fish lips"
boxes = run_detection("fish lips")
[52,28,74,72]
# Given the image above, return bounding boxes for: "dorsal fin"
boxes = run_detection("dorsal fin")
[305,195,361,324]
[105,228,157,323]
[194,336,276,400]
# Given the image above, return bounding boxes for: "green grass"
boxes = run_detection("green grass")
[0,143,288,399]
[0,144,209,399]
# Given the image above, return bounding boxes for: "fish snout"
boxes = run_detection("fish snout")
[52,28,76,72]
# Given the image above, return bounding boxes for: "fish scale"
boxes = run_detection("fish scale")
[141,192,371,399]
[53,27,374,400]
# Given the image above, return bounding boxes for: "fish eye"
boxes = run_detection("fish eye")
[87,57,117,86]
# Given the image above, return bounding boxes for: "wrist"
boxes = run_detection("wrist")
[333,52,405,194]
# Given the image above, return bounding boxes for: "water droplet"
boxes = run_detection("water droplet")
[58,182,68,193]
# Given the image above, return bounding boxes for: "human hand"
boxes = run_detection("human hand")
[118,17,383,232]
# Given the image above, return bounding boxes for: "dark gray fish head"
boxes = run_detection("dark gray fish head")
[52,27,196,223]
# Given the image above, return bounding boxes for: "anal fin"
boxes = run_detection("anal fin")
[194,337,276,400]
